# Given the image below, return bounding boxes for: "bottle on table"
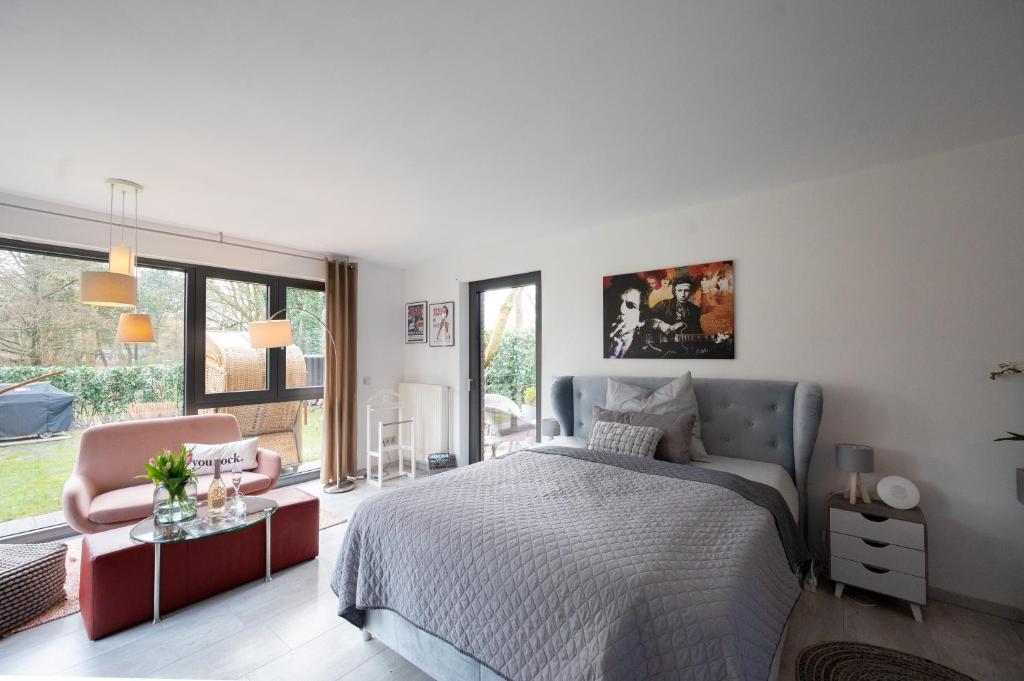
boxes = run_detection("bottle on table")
[208,459,227,516]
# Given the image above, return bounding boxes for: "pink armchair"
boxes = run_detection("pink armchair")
[63,414,282,534]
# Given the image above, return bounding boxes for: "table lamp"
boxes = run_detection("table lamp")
[541,418,561,441]
[836,444,874,504]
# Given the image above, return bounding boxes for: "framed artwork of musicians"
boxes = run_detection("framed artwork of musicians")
[603,260,734,359]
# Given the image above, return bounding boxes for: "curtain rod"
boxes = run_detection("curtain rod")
[0,200,342,263]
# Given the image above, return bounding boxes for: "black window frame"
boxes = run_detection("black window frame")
[0,239,326,415]
[0,237,190,374]
[187,266,326,412]
[468,270,542,465]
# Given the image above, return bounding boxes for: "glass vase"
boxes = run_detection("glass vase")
[153,481,198,525]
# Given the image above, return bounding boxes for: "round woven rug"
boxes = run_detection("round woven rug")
[797,642,977,681]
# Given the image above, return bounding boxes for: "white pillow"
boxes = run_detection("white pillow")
[605,373,710,461]
[184,438,260,475]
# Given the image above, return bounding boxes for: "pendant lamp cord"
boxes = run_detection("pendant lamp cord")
[108,183,114,252]
[133,187,139,270]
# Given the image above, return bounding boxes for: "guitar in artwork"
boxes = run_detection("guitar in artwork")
[640,329,732,358]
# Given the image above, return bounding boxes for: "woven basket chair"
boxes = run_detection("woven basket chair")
[0,542,67,636]
[205,331,308,467]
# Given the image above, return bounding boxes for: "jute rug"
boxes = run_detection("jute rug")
[797,642,977,681]
[7,508,348,636]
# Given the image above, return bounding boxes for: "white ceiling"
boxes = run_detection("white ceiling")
[1,1,1022,265]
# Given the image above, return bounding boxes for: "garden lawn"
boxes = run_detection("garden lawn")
[0,432,81,523]
[301,404,324,464]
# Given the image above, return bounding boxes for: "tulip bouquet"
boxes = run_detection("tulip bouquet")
[139,445,197,502]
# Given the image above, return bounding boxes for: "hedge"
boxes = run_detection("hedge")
[0,364,184,425]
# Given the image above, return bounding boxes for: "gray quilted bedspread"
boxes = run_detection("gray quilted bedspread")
[332,446,805,681]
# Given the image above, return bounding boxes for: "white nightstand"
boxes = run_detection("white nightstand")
[828,492,927,622]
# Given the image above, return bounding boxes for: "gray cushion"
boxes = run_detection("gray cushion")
[605,374,710,461]
[587,421,662,458]
[592,406,693,464]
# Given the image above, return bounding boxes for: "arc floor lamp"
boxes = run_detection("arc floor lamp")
[248,308,354,494]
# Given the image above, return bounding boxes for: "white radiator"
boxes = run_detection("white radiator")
[398,382,451,459]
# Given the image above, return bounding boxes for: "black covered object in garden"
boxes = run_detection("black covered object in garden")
[0,382,74,438]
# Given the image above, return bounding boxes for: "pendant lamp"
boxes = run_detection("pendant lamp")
[80,179,156,344]
[80,179,143,306]
[115,312,156,343]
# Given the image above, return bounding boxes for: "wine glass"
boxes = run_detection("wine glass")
[231,460,245,517]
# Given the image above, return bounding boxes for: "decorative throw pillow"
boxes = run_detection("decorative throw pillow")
[593,406,694,464]
[605,373,710,461]
[587,420,663,458]
[184,438,259,475]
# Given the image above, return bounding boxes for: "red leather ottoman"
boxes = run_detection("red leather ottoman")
[80,487,319,640]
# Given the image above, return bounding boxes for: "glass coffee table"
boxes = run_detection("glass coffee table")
[130,496,278,623]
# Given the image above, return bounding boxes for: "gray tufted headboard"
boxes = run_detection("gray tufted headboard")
[550,375,823,537]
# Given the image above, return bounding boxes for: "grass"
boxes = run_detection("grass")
[301,405,324,464]
[0,432,80,523]
[0,404,326,524]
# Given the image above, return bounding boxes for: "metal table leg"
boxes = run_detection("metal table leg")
[265,514,272,582]
[153,543,161,624]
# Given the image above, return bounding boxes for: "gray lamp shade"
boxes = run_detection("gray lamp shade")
[836,444,874,473]
[541,418,561,437]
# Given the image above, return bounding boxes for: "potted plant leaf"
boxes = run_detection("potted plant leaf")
[990,362,1023,503]
[139,445,199,525]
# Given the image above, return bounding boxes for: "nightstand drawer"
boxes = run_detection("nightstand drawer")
[831,556,926,604]
[830,532,926,577]
[829,508,925,550]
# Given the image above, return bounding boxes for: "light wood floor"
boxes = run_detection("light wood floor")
[1,474,1021,680]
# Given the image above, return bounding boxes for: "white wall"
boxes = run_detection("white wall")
[401,135,1024,611]
[0,194,405,468]
[354,261,405,469]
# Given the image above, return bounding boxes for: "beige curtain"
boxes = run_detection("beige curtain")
[322,260,358,488]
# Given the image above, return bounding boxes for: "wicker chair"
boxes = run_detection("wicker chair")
[205,331,308,467]
[0,543,67,636]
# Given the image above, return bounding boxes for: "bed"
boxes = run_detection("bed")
[333,375,823,681]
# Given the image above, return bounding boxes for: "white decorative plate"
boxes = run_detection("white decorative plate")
[877,475,920,510]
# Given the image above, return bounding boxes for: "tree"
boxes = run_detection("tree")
[0,250,112,366]
[483,288,521,369]
[0,250,186,369]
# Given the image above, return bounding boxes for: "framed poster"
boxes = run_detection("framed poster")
[603,260,734,359]
[429,301,455,347]
[405,301,427,343]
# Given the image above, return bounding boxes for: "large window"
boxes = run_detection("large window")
[204,277,270,394]
[0,241,325,537]
[191,269,325,476]
[0,243,185,534]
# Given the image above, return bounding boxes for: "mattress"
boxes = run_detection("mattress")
[694,455,799,520]
[547,436,799,519]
